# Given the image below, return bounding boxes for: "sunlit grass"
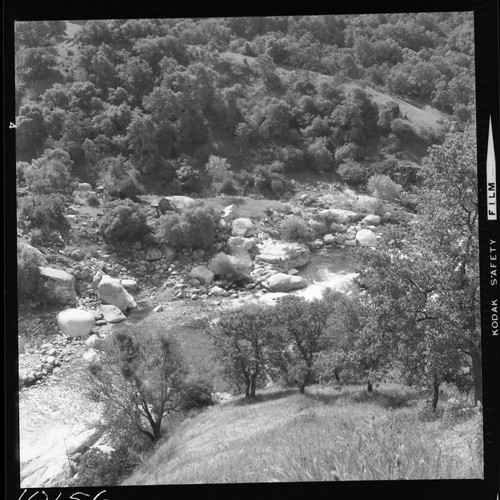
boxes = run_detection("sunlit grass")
[122,384,482,484]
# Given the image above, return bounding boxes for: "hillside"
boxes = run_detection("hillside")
[122,385,482,484]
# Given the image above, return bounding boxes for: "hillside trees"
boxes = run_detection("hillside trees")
[210,305,276,398]
[273,295,335,394]
[87,329,191,443]
[356,123,480,406]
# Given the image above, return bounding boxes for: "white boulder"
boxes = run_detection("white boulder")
[232,218,256,237]
[189,266,215,286]
[101,304,126,323]
[121,279,138,292]
[356,229,378,247]
[362,214,381,226]
[266,273,308,292]
[256,240,310,271]
[98,274,136,311]
[57,308,95,337]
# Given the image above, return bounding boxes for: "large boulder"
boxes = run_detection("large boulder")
[232,218,256,237]
[319,208,357,225]
[121,279,138,292]
[101,304,126,323]
[77,182,92,191]
[57,308,95,337]
[356,229,378,247]
[265,273,308,292]
[39,267,77,305]
[227,236,255,254]
[158,197,179,214]
[98,275,136,311]
[189,266,215,286]
[145,247,162,261]
[256,241,310,271]
[362,214,381,226]
[308,219,328,235]
[17,240,47,265]
[164,195,197,211]
[221,204,238,220]
[208,252,251,277]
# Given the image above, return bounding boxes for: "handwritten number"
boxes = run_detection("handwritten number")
[9,122,17,129]
[93,491,109,500]
[70,493,90,500]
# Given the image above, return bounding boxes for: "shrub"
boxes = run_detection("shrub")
[338,162,369,186]
[87,193,100,207]
[334,143,364,165]
[181,378,214,411]
[176,163,201,193]
[75,445,136,487]
[306,137,334,172]
[367,174,402,201]
[98,200,150,250]
[16,161,30,186]
[205,155,232,183]
[253,162,293,198]
[100,156,144,201]
[281,146,305,171]
[160,206,218,251]
[19,193,69,235]
[17,242,46,300]
[280,216,310,242]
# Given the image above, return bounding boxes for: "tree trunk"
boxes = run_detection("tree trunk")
[334,368,341,382]
[152,419,162,441]
[298,369,312,394]
[470,349,483,406]
[250,374,257,398]
[367,380,373,392]
[432,378,440,411]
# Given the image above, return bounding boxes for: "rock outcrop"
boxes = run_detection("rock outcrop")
[265,273,308,292]
[356,229,378,247]
[189,266,215,286]
[57,308,95,337]
[98,275,136,311]
[101,304,126,323]
[39,267,77,305]
[256,240,310,271]
[232,218,256,237]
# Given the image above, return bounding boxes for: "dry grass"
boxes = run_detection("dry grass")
[122,384,482,485]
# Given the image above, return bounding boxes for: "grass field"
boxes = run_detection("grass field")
[122,384,482,484]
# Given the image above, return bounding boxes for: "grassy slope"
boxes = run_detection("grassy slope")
[122,385,482,484]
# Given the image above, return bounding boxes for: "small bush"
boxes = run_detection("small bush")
[181,378,214,411]
[338,162,369,186]
[280,216,310,242]
[253,162,293,198]
[334,143,364,165]
[75,445,136,487]
[100,157,144,201]
[98,200,150,250]
[176,163,201,193]
[87,193,100,207]
[19,193,69,236]
[367,174,402,201]
[17,242,46,300]
[160,206,218,251]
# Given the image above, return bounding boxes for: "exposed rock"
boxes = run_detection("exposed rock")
[158,197,179,214]
[209,285,229,297]
[101,304,126,323]
[189,278,201,288]
[356,229,378,247]
[188,266,215,286]
[98,275,136,311]
[222,204,238,220]
[91,271,104,289]
[17,240,47,265]
[144,233,161,247]
[232,218,256,237]
[77,182,92,191]
[344,239,357,247]
[256,240,310,271]
[81,267,92,280]
[121,279,138,292]
[362,214,381,226]
[323,234,336,245]
[160,244,177,261]
[39,267,77,305]
[70,249,85,261]
[319,208,357,225]
[153,304,164,313]
[308,219,328,235]
[164,195,197,211]
[265,273,308,292]
[57,308,95,337]
[208,252,251,277]
[227,236,255,254]
[85,334,99,348]
[329,222,348,233]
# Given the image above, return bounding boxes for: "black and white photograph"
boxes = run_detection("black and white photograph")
[5,2,499,499]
